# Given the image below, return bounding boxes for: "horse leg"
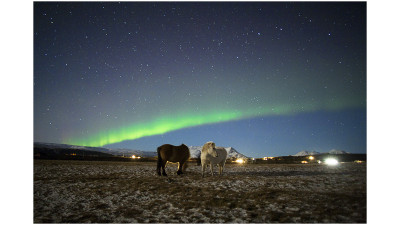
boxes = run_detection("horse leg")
[161,160,168,176]
[156,164,161,176]
[210,163,214,176]
[177,162,183,175]
[201,162,206,178]
[183,161,188,172]
[219,162,225,175]
[157,154,162,176]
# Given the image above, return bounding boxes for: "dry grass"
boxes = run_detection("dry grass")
[34,160,366,223]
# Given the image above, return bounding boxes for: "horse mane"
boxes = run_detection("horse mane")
[202,141,215,153]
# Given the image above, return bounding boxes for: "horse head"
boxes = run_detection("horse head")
[206,141,218,157]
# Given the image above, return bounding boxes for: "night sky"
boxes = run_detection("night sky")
[34,2,366,157]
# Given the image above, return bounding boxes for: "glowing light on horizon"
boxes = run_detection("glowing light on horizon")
[325,158,339,166]
[235,158,245,163]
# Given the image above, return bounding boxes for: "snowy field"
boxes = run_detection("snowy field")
[34,160,366,223]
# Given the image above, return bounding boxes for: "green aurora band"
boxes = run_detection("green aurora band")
[65,98,363,147]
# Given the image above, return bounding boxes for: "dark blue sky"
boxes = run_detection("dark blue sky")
[34,2,366,157]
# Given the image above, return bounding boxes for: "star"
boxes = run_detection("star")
[34,2,366,157]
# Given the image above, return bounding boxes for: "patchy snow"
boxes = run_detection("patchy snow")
[34,160,366,223]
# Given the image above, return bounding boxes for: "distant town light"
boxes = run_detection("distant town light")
[131,155,141,159]
[325,158,339,166]
[235,158,245,164]
[263,157,274,160]
[309,156,314,160]
[301,161,308,164]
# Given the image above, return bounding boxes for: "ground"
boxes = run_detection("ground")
[34,160,366,223]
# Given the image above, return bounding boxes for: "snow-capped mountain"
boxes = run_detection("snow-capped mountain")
[294,149,350,156]
[225,147,248,159]
[188,146,203,158]
[188,146,248,159]
[293,150,321,156]
[328,149,349,155]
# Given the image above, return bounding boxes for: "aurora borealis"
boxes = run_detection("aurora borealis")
[34,2,366,157]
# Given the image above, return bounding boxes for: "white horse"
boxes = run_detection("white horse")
[201,141,228,177]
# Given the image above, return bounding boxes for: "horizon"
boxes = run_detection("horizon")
[34,141,366,158]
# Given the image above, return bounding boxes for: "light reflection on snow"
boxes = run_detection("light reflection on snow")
[34,161,366,223]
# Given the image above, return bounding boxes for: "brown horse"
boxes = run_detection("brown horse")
[157,144,190,176]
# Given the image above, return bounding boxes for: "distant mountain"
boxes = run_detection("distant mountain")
[225,147,248,159]
[34,142,114,159]
[294,149,350,156]
[34,142,156,158]
[293,150,321,156]
[188,146,248,159]
[106,148,157,157]
[34,142,248,159]
[328,149,350,155]
[34,142,111,153]
[188,146,203,158]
